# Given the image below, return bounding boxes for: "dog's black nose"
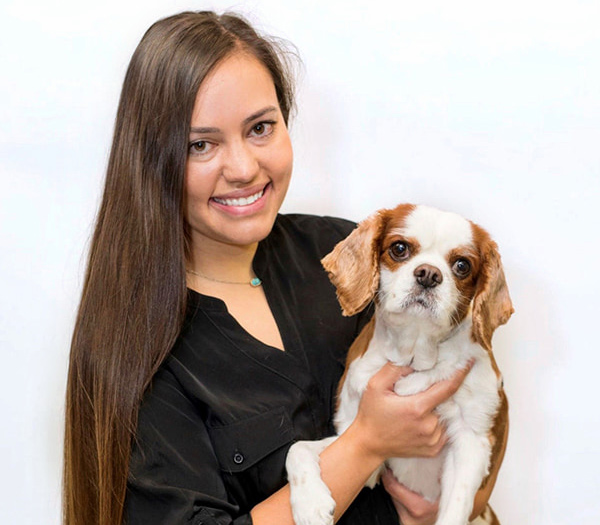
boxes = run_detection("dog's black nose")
[414,264,443,288]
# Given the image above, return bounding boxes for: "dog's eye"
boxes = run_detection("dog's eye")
[452,258,471,278]
[389,242,410,261]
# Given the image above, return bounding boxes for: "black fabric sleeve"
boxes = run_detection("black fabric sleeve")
[340,485,400,525]
[126,366,252,525]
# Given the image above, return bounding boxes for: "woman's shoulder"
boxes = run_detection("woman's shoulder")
[269,213,357,256]
[276,212,357,232]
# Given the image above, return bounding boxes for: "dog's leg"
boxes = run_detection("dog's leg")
[365,463,386,489]
[435,431,492,525]
[286,436,337,525]
[393,369,438,396]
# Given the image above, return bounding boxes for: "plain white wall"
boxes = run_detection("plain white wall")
[1,0,599,523]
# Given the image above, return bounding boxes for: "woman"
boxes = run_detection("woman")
[63,11,504,525]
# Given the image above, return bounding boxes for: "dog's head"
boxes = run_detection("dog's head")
[322,204,513,350]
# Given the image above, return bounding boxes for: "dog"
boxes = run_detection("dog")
[286,204,513,525]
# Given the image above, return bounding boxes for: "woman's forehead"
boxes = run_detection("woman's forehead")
[190,53,280,129]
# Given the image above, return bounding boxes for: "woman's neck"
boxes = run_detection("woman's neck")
[187,239,259,284]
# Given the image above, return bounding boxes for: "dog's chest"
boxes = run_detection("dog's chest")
[336,322,499,435]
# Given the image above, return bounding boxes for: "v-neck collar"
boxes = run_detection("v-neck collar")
[252,233,306,365]
[184,217,311,374]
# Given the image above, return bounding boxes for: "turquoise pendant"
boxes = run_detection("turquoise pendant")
[250,277,262,287]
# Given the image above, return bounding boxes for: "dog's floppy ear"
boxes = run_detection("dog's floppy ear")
[471,226,514,351]
[322,211,388,316]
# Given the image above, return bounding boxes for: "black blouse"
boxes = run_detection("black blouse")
[125,214,399,525]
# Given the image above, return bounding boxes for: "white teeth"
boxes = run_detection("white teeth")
[214,189,264,207]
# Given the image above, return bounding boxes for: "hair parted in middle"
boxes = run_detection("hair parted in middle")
[111,10,298,257]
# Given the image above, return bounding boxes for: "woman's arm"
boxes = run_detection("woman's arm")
[251,363,470,525]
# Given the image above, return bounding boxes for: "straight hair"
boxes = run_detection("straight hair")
[63,11,296,525]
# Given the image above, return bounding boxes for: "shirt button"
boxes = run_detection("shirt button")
[233,452,244,465]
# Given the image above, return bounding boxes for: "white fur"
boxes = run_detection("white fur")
[286,205,502,525]
[286,437,337,525]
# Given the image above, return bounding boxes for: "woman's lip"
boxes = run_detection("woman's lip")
[212,183,268,202]
[210,183,271,215]
[212,188,264,207]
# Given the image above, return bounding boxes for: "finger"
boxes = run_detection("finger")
[381,467,403,498]
[381,469,439,513]
[417,361,473,411]
[410,416,447,457]
[369,362,413,391]
[425,423,448,456]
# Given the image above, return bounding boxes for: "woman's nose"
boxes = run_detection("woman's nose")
[222,141,259,183]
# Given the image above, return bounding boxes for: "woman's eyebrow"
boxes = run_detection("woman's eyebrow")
[189,125,220,134]
[189,106,278,135]
[243,105,278,125]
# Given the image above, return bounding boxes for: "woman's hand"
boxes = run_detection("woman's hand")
[381,468,439,525]
[349,361,471,462]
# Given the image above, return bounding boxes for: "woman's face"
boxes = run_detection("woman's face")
[184,52,293,255]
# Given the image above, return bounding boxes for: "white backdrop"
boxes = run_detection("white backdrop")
[1,1,599,524]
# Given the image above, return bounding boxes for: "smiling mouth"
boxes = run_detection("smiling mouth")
[212,187,265,207]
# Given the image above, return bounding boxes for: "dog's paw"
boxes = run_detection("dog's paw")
[365,464,384,489]
[434,514,469,525]
[290,480,336,525]
[394,372,432,396]
[435,492,472,525]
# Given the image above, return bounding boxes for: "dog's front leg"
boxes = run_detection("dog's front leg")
[435,430,492,525]
[286,436,337,525]
[393,369,438,397]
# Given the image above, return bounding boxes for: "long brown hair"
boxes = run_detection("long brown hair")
[63,11,296,525]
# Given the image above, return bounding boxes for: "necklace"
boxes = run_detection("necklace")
[186,269,262,287]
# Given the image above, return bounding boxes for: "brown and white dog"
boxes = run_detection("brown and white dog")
[286,204,513,525]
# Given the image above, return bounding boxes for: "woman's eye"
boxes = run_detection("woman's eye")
[189,140,212,155]
[389,242,410,261]
[250,121,274,137]
[452,258,471,278]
